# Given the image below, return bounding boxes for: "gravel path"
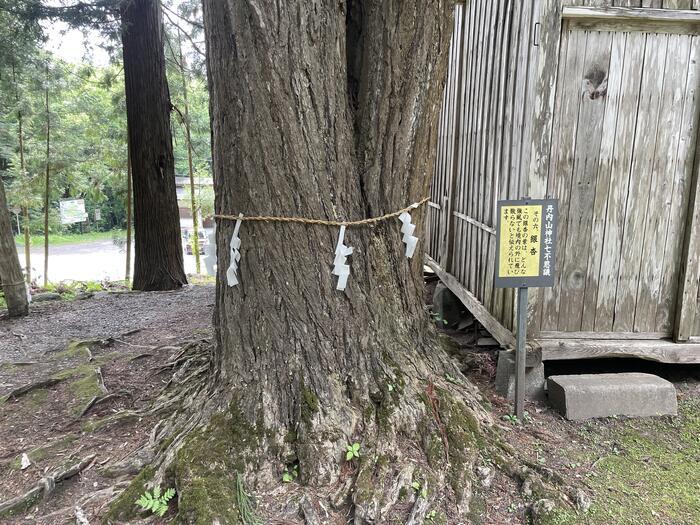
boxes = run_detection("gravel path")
[0,285,214,364]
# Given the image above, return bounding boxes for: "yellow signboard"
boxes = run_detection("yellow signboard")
[495,199,558,288]
[498,205,541,278]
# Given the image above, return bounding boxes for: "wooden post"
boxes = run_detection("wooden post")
[0,176,29,317]
[442,7,467,273]
[674,143,700,341]
[526,0,563,337]
[515,286,528,418]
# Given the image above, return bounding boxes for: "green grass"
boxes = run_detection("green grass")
[14,229,126,247]
[543,397,700,525]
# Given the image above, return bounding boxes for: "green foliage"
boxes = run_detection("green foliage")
[282,464,298,483]
[345,442,361,461]
[430,312,449,325]
[502,411,532,426]
[0,3,212,238]
[411,480,428,499]
[235,472,262,525]
[135,486,176,517]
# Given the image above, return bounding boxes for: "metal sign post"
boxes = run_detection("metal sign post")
[495,198,558,419]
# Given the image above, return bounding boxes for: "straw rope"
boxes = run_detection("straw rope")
[214,197,430,227]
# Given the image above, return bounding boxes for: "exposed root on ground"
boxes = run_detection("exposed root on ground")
[1,377,65,402]
[96,338,583,524]
[0,455,97,518]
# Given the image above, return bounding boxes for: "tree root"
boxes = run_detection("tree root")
[97,338,580,524]
[80,391,131,418]
[2,377,65,402]
[0,454,96,518]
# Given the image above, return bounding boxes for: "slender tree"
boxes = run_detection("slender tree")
[120,0,186,290]
[175,29,201,273]
[43,59,50,286]
[11,61,31,283]
[0,175,28,317]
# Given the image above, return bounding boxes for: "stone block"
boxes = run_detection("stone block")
[547,373,677,421]
[495,350,545,402]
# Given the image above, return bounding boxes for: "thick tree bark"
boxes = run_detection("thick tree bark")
[189,0,481,521]
[0,176,28,317]
[125,150,132,283]
[120,0,187,291]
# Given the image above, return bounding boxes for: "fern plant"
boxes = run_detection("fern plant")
[136,486,176,517]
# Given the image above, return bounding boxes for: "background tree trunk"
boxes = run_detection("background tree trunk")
[177,31,201,275]
[0,176,29,317]
[191,1,483,521]
[43,60,50,287]
[12,61,31,284]
[125,149,132,283]
[120,0,186,291]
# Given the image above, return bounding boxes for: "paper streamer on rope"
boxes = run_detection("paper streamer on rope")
[332,225,353,290]
[226,213,243,287]
[398,211,418,258]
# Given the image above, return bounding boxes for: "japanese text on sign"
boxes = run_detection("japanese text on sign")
[494,199,558,288]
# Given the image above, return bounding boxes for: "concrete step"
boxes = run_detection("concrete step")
[547,373,677,421]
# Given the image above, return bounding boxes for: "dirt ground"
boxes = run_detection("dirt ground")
[0,283,699,524]
[0,286,214,524]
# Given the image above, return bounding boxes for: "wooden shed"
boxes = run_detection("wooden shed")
[426,0,700,363]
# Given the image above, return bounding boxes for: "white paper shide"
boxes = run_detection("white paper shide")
[332,225,353,291]
[399,211,418,258]
[226,213,244,287]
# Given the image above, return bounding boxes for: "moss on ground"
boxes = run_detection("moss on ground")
[172,401,268,524]
[8,434,78,470]
[540,398,700,525]
[50,340,97,361]
[101,466,154,524]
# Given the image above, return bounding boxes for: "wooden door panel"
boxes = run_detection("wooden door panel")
[544,26,699,335]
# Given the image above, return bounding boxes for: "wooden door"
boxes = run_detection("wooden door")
[540,21,700,336]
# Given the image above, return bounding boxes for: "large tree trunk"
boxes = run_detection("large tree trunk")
[120,0,187,291]
[0,176,28,317]
[176,0,485,522]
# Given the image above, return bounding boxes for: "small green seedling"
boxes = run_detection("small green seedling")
[346,442,361,461]
[431,312,449,325]
[502,414,519,425]
[136,486,176,517]
[411,480,427,499]
[282,465,298,483]
[426,510,441,522]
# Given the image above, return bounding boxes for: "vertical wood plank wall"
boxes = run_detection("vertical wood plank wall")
[428,0,700,338]
[428,0,538,332]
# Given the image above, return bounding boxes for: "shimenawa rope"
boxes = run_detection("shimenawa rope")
[214,196,430,227]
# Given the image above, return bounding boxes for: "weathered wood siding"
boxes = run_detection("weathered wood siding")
[539,24,699,336]
[428,0,700,341]
[428,0,539,331]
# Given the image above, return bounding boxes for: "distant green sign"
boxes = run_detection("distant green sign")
[59,199,88,225]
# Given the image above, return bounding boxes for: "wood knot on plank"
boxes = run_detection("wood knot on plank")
[583,65,608,100]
